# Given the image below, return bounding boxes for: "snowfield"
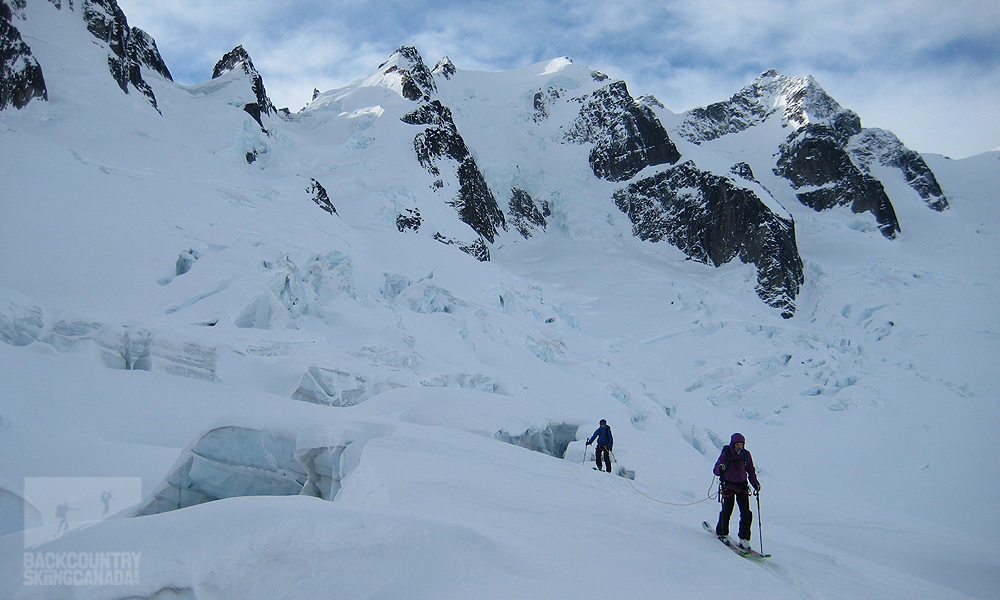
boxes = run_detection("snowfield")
[1,1,998,598]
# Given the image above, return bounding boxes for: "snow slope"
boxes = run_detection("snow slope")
[1,1,998,598]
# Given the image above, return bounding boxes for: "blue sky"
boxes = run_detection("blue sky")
[115,0,1000,158]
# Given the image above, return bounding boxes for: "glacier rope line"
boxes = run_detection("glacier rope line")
[600,448,716,507]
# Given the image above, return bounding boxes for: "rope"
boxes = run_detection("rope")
[604,448,716,507]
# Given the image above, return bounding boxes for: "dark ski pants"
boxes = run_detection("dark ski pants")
[596,444,612,472]
[716,491,752,540]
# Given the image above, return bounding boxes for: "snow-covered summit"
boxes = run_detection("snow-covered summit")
[211,45,275,126]
[362,45,437,102]
[677,69,859,144]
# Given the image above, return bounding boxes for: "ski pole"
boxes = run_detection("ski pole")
[755,489,764,555]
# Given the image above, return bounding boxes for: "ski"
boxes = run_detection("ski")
[702,521,770,558]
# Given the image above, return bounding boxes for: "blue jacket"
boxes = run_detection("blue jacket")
[587,425,612,449]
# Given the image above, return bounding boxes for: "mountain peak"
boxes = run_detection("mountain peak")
[212,45,275,126]
[371,45,437,101]
[677,70,859,144]
[212,45,253,78]
[432,56,456,80]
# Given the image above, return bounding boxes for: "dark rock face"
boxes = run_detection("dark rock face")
[509,188,549,238]
[730,162,757,183]
[0,1,47,110]
[849,129,948,211]
[532,85,565,122]
[401,100,506,244]
[614,162,804,317]
[379,46,436,101]
[307,179,336,215]
[396,208,422,232]
[213,45,274,127]
[563,80,681,181]
[129,26,172,81]
[82,0,167,112]
[433,233,491,262]
[775,124,900,238]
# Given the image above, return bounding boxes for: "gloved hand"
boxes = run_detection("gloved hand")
[753,483,761,492]
[718,463,726,471]
[585,441,591,446]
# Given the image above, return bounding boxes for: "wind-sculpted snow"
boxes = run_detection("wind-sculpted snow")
[0,288,220,379]
[775,124,901,238]
[562,80,681,181]
[137,391,583,515]
[231,251,356,328]
[0,1,47,109]
[380,273,468,314]
[138,423,308,514]
[136,416,395,513]
[613,162,804,317]
[0,287,43,345]
[494,422,578,458]
[293,365,404,407]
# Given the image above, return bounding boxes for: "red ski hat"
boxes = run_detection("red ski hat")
[730,433,746,445]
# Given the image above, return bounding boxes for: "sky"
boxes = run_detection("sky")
[116,0,1000,159]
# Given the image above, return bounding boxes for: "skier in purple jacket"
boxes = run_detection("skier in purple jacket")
[713,433,761,550]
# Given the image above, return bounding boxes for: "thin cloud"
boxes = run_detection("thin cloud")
[116,0,999,157]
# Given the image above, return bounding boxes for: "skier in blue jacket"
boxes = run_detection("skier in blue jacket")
[586,419,613,472]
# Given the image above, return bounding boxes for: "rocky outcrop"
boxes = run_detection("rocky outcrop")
[307,179,336,215]
[82,0,169,112]
[433,233,491,262]
[532,85,566,122]
[128,26,172,81]
[401,100,506,246]
[774,124,900,239]
[396,208,422,232]
[0,0,47,110]
[563,80,681,181]
[509,188,549,238]
[849,128,948,211]
[212,45,274,127]
[613,162,804,317]
[377,46,437,101]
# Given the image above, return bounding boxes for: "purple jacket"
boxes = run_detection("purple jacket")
[713,435,760,492]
